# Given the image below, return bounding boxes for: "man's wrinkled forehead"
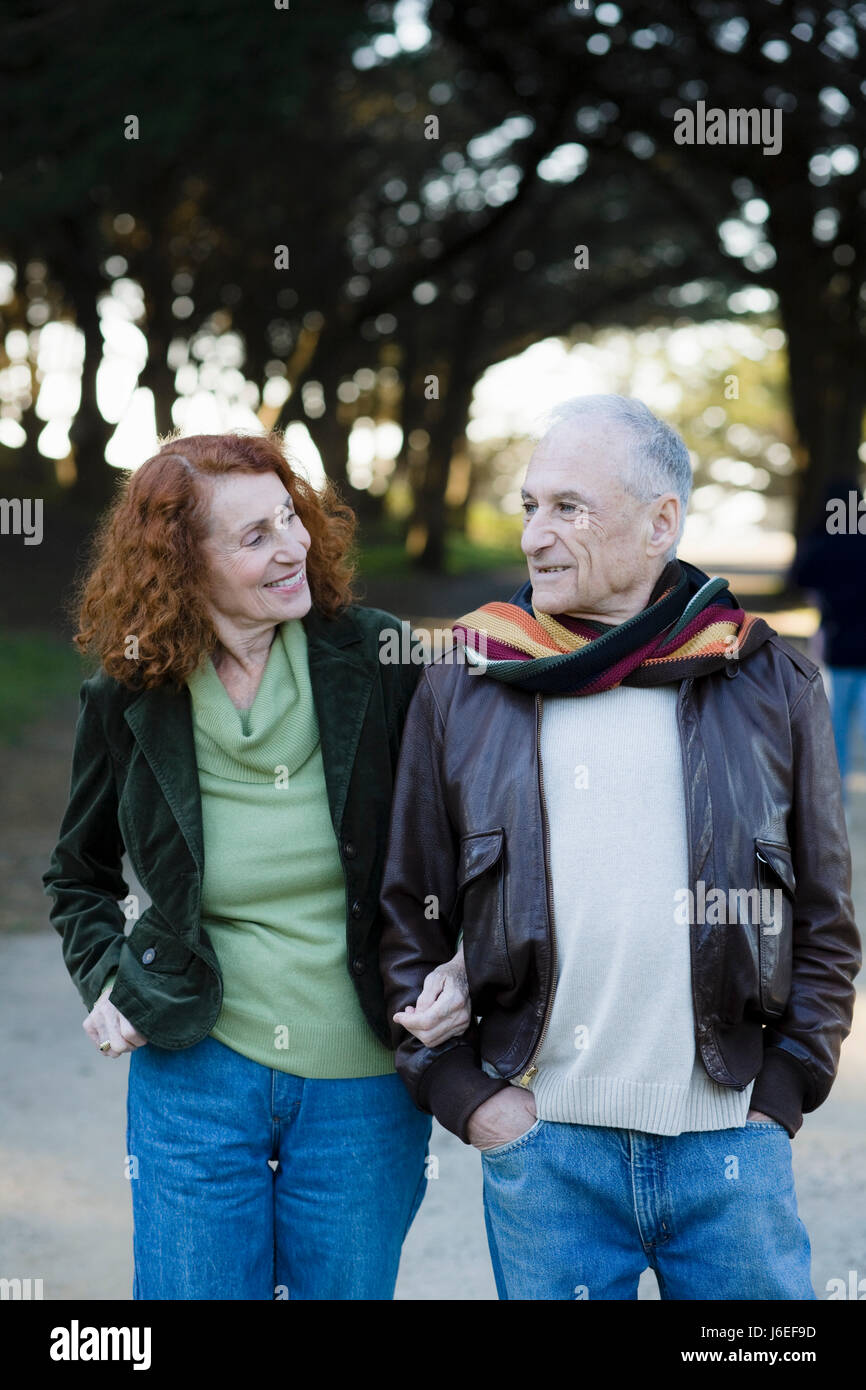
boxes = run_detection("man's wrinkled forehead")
[524,419,630,495]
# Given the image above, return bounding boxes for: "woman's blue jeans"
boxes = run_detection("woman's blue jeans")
[126,1035,432,1300]
[481,1117,816,1300]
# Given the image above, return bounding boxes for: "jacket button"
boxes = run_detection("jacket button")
[343,840,357,859]
[142,947,156,965]
[352,957,366,974]
[351,900,362,919]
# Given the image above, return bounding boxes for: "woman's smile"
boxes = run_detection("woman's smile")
[262,567,307,593]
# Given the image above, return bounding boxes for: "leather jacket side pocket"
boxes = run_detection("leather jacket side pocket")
[456,828,515,1000]
[755,837,796,1017]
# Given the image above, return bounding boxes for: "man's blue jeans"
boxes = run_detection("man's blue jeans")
[126,1035,432,1299]
[481,1117,815,1300]
[829,667,866,784]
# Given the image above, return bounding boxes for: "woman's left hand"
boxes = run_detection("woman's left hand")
[83,987,149,1058]
[393,943,471,1047]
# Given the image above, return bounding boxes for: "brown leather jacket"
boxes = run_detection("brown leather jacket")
[378,633,860,1142]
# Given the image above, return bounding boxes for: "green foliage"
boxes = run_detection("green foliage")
[356,503,522,577]
[0,631,85,745]
[2,0,863,561]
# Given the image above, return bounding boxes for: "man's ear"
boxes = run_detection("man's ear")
[647,494,679,557]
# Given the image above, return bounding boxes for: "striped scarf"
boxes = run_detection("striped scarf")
[452,560,774,695]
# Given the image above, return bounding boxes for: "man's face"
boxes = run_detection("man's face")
[520,419,678,621]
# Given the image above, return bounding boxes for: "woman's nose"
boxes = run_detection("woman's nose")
[274,525,310,560]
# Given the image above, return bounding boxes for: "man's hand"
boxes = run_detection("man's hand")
[83,987,149,1058]
[467,1087,538,1152]
[393,943,471,1047]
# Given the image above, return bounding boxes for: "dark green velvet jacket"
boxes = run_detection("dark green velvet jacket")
[43,605,422,1050]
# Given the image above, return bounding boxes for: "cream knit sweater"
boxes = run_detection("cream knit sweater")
[525,684,754,1133]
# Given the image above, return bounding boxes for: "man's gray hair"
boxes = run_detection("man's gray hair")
[540,394,693,558]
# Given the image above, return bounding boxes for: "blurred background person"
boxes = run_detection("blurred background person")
[792,480,866,797]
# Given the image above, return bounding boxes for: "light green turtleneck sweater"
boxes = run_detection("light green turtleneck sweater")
[110,619,394,1078]
[188,618,394,1076]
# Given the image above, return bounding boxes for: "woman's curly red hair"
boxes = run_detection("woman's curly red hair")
[73,432,358,688]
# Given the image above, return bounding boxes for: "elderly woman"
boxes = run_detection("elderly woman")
[43,431,468,1301]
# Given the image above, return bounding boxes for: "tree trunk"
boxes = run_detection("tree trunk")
[0,394,56,497]
[66,285,117,510]
[139,332,176,439]
[413,369,476,571]
[46,218,117,511]
[769,195,866,539]
[276,344,385,523]
[785,328,865,537]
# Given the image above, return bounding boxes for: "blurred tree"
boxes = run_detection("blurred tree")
[427,0,866,547]
[1,0,862,570]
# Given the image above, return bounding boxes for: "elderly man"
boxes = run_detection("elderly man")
[379,394,860,1301]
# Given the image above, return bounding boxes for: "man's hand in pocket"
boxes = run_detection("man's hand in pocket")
[467,1088,538,1151]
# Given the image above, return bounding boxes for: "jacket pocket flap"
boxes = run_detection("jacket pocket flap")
[755,837,796,895]
[123,919,195,973]
[458,828,504,888]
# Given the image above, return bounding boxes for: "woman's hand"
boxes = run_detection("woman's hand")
[83,987,149,1058]
[393,943,471,1047]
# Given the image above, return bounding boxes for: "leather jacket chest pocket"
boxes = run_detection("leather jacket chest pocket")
[755,837,795,1017]
[456,829,515,998]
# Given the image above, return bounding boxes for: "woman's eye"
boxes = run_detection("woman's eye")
[246,534,263,547]
[560,503,576,514]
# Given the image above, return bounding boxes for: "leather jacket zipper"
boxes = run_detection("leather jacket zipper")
[677,677,704,1061]
[517,691,557,1087]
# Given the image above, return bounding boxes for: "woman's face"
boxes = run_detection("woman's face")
[199,469,312,628]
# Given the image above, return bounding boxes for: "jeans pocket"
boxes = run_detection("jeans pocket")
[745,1117,788,1132]
[479,1116,544,1159]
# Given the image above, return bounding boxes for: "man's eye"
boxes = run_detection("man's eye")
[522,502,536,515]
[246,534,263,547]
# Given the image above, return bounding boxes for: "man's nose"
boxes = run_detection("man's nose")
[521,510,553,556]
